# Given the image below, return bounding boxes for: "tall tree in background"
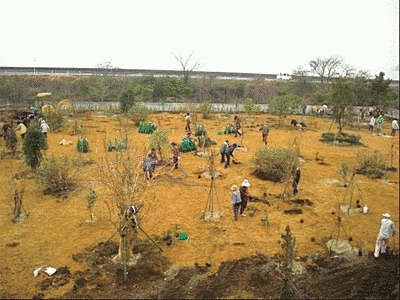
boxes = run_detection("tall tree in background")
[268,93,303,126]
[291,66,317,108]
[173,52,205,83]
[369,72,395,110]
[309,56,343,84]
[329,77,356,134]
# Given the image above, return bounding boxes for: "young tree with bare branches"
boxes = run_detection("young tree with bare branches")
[173,52,205,83]
[95,151,149,264]
[309,55,343,84]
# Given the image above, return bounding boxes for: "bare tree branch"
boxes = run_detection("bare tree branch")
[173,52,205,82]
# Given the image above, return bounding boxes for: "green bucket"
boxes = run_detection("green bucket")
[179,233,189,241]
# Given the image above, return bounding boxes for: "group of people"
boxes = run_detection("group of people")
[230,179,251,220]
[219,139,238,168]
[368,114,398,137]
[1,118,50,142]
[290,119,307,131]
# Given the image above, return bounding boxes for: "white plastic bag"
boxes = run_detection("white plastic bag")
[44,267,57,276]
[33,267,42,278]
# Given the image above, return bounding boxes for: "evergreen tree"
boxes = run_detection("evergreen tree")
[6,127,18,156]
[22,120,47,170]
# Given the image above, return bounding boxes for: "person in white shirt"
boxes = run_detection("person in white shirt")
[391,119,399,137]
[368,116,375,133]
[40,120,50,138]
[374,213,396,258]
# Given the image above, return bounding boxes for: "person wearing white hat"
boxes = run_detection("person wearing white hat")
[374,213,396,258]
[239,179,251,217]
[40,119,50,138]
[230,184,242,220]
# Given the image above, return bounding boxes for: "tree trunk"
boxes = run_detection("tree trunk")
[116,217,131,262]
[13,195,22,221]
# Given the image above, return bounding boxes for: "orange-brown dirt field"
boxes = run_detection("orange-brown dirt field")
[0,112,399,299]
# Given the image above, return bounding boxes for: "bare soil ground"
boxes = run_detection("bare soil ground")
[0,112,399,299]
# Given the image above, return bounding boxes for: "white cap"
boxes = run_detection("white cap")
[382,213,390,218]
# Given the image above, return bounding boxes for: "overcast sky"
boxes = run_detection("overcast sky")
[1,0,399,79]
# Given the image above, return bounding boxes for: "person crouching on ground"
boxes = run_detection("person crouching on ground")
[239,179,251,217]
[299,121,307,131]
[231,184,242,220]
[224,143,237,168]
[374,213,396,259]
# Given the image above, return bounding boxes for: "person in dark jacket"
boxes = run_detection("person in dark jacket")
[224,143,237,168]
[259,122,270,145]
[142,154,156,180]
[239,179,251,216]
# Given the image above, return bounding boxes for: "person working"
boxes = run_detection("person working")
[374,213,396,259]
[230,184,242,220]
[259,122,270,145]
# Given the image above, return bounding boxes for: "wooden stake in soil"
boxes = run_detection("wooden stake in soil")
[341,170,363,214]
[202,154,222,220]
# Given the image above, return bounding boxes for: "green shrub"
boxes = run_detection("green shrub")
[179,140,196,153]
[43,110,64,131]
[321,132,361,144]
[22,120,47,170]
[35,154,75,195]
[149,128,169,160]
[251,146,299,182]
[76,138,90,153]
[197,136,216,147]
[107,137,127,151]
[6,126,18,156]
[197,100,213,119]
[114,137,127,150]
[128,103,151,125]
[356,149,387,178]
[223,124,236,134]
[243,98,258,114]
[138,122,157,134]
[194,124,207,137]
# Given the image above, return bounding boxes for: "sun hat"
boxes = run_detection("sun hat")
[241,179,250,187]
[382,213,391,218]
[231,184,238,191]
